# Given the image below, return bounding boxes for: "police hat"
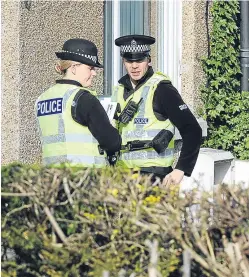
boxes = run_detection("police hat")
[55,38,103,68]
[115,35,155,61]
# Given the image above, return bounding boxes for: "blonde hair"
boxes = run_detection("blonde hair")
[55,60,73,75]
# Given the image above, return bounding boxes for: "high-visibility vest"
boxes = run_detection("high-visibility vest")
[112,72,175,169]
[35,83,107,167]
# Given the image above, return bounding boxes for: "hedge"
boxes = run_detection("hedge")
[1,164,249,277]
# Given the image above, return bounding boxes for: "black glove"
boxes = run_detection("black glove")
[107,154,118,166]
[98,146,119,166]
[113,103,121,120]
[98,145,105,155]
[118,98,143,124]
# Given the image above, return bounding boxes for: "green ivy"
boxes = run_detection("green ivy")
[201,0,249,160]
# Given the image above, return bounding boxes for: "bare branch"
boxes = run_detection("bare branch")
[44,206,68,245]
[1,192,36,197]
[2,204,32,228]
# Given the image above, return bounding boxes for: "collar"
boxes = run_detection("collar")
[118,66,154,90]
[56,79,83,87]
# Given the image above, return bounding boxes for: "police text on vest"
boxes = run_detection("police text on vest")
[134,118,149,124]
[37,98,63,116]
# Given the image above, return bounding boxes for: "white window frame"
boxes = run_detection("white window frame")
[112,0,121,87]
[157,0,182,93]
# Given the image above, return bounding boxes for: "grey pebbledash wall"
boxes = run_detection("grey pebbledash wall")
[2,0,104,164]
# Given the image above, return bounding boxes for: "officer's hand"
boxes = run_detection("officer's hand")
[163,169,184,187]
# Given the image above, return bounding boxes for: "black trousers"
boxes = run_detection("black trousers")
[140,166,173,183]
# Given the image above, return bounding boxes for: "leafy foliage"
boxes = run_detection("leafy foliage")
[2,164,249,277]
[201,0,249,159]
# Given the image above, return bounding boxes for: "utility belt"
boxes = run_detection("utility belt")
[98,129,174,166]
[121,129,173,154]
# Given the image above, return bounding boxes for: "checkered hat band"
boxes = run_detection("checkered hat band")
[61,50,97,63]
[120,44,150,53]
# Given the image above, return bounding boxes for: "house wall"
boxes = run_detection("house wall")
[1,0,104,164]
[2,1,20,164]
[182,0,208,114]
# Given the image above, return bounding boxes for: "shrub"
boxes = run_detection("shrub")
[1,164,249,277]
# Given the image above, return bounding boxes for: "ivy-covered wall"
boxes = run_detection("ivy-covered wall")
[201,0,249,160]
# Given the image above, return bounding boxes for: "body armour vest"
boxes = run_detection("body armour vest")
[35,83,107,167]
[112,72,175,169]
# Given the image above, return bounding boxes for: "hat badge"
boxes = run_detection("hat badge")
[131,39,137,47]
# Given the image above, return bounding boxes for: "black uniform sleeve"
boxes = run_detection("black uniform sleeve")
[153,82,202,176]
[72,90,122,155]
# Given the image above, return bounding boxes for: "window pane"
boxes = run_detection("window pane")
[103,0,150,95]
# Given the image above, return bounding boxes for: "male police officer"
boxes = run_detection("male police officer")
[112,35,202,185]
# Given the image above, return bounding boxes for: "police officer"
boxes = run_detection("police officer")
[113,35,202,184]
[35,38,121,167]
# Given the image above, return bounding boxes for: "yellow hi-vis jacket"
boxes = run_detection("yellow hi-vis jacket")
[112,72,175,169]
[35,83,107,167]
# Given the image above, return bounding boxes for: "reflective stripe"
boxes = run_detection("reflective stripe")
[58,87,79,134]
[65,134,97,143]
[42,134,66,144]
[36,116,43,138]
[147,75,165,86]
[63,88,79,110]
[124,127,175,139]
[42,133,98,145]
[135,86,150,130]
[43,155,106,165]
[34,99,43,138]
[121,148,174,160]
[43,155,68,165]
[140,87,150,110]
[58,114,65,134]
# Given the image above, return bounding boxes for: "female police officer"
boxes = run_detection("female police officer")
[35,38,121,167]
